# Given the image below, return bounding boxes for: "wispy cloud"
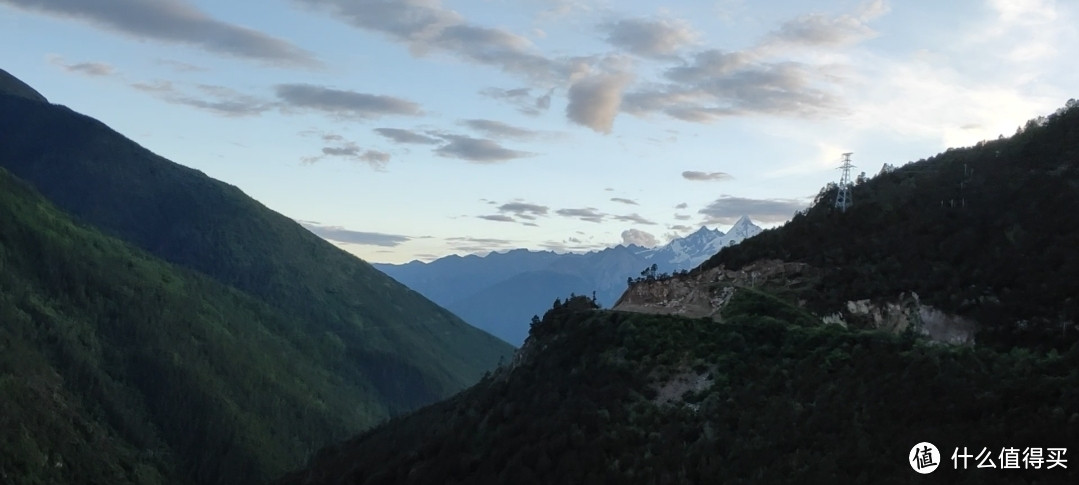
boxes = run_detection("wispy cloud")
[478,214,515,223]
[49,56,114,76]
[604,17,698,58]
[479,86,553,116]
[276,84,422,119]
[757,0,888,51]
[374,127,442,144]
[556,207,605,223]
[292,0,563,81]
[698,195,807,223]
[499,202,549,218]
[132,80,272,117]
[302,141,391,169]
[610,197,638,205]
[4,0,319,66]
[300,221,410,247]
[682,170,733,181]
[612,213,657,225]
[446,236,516,253]
[433,134,533,163]
[461,119,538,140]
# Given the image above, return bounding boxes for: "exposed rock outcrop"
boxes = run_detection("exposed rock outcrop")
[614,259,977,345]
[613,260,813,320]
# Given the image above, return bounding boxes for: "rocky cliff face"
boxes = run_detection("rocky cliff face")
[613,260,813,319]
[613,259,976,344]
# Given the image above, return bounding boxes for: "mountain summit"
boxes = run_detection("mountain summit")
[638,216,763,271]
[0,67,47,103]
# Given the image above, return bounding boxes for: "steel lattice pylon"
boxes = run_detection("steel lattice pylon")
[835,152,855,212]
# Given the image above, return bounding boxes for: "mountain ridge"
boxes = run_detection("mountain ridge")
[374,219,762,344]
[0,70,513,484]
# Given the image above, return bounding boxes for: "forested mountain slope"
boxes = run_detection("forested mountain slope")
[0,69,511,402]
[278,102,1079,485]
[1,168,395,484]
[696,101,1079,350]
[278,297,1079,484]
[0,68,512,484]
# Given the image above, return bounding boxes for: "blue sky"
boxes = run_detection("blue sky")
[1,0,1075,263]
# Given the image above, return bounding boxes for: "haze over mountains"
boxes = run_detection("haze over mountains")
[374,217,762,344]
[0,68,512,484]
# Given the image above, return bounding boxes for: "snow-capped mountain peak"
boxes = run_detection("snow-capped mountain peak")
[638,216,762,272]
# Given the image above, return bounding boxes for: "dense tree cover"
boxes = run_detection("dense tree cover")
[0,167,422,483]
[0,89,513,417]
[699,101,1079,350]
[277,298,1079,484]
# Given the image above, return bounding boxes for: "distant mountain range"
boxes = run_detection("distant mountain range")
[278,99,1079,485]
[374,216,762,345]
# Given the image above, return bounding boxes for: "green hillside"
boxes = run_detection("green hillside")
[0,87,512,405]
[1,167,387,483]
[0,70,513,484]
[277,298,1079,484]
[699,100,1079,350]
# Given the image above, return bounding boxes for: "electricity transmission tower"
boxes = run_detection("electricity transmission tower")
[835,152,855,212]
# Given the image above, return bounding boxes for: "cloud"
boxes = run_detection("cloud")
[479,87,553,115]
[674,213,691,220]
[50,57,114,76]
[759,1,887,51]
[556,207,605,223]
[566,72,633,133]
[604,17,698,58]
[499,202,549,217]
[669,224,693,232]
[698,195,807,223]
[300,222,410,247]
[610,197,638,205]
[612,213,656,225]
[446,236,515,253]
[621,228,658,247]
[434,134,533,163]
[4,0,318,66]
[132,80,272,116]
[293,0,563,82]
[461,119,537,139]
[156,58,207,72]
[623,50,839,122]
[478,214,515,222]
[301,141,391,169]
[675,202,688,209]
[275,84,422,118]
[682,170,733,181]
[618,2,886,125]
[374,127,442,144]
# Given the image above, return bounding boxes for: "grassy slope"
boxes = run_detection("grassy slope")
[277,297,1079,485]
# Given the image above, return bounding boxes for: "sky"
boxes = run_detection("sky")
[1,0,1075,263]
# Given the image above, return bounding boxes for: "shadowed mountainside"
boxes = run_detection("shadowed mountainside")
[0,69,513,485]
